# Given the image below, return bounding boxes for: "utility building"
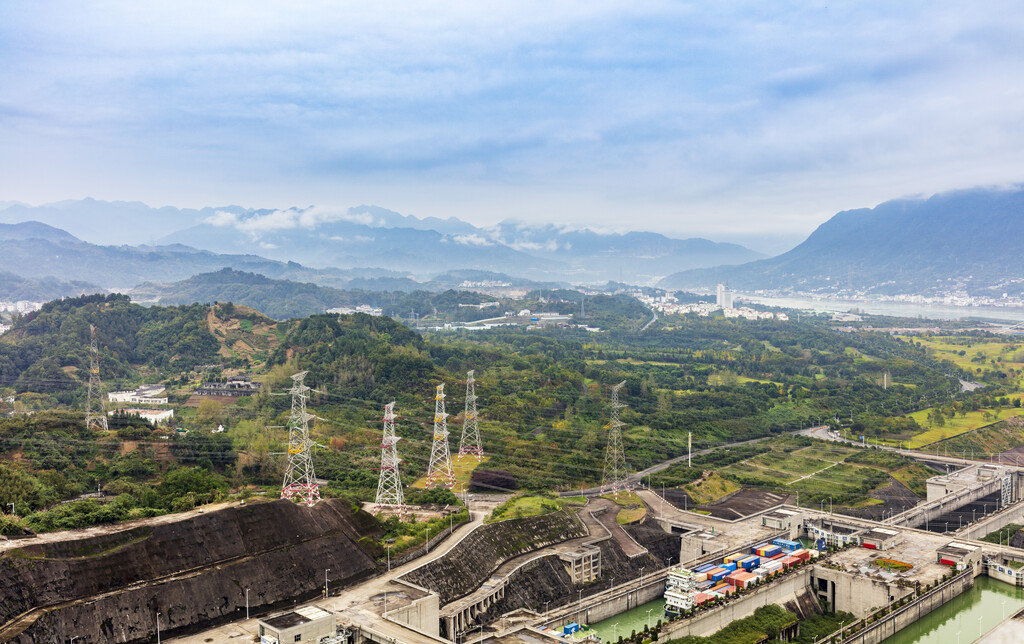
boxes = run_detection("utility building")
[258,605,335,644]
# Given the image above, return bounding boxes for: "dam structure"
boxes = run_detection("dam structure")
[8,457,1024,643]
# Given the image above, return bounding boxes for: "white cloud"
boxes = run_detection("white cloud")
[451,233,493,246]
[3,2,1024,237]
[205,210,240,227]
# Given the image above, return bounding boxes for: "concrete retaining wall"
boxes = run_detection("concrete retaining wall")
[662,568,815,639]
[838,571,974,644]
[957,497,1024,541]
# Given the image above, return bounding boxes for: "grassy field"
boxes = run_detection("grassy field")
[902,335,1024,384]
[905,408,1024,448]
[707,438,930,506]
[410,454,489,493]
[486,494,585,523]
[684,472,741,504]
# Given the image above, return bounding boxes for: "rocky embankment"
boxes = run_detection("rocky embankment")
[402,510,587,605]
[0,499,381,643]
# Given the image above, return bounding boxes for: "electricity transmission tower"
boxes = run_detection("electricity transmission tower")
[85,324,108,431]
[425,383,455,489]
[601,380,630,494]
[374,402,407,515]
[458,370,483,460]
[280,371,321,506]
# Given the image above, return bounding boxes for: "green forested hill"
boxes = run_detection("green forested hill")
[0,293,1004,536]
[0,294,219,397]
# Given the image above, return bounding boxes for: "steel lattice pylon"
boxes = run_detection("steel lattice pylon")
[374,402,407,515]
[280,371,321,506]
[85,325,108,431]
[601,380,630,494]
[458,370,483,460]
[425,383,455,489]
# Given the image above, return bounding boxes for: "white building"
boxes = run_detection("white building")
[0,323,11,335]
[664,567,697,615]
[108,385,168,405]
[110,408,174,424]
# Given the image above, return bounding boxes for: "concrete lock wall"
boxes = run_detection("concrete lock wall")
[839,571,974,644]
[810,567,913,618]
[662,569,815,640]
[386,595,440,635]
[958,496,1024,541]
[579,579,667,625]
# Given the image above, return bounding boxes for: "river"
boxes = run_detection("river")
[740,295,1024,323]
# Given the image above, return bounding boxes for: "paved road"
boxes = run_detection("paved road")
[641,311,659,331]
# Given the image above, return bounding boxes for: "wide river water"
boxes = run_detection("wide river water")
[741,295,1024,323]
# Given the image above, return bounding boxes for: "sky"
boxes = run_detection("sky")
[2,1,1023,247]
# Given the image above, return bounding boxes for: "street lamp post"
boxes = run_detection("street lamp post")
[156,612,161,644]
[612,623,619,642]
[647,608,654,630]
[245,588,250,619]
[639,566,645,589]
[578,589,583,624]
[544,600,551,615]
[325,568,330,598]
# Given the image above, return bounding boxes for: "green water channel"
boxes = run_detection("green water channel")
[583,598,666,642]
[879,576,1024,644]
[575,576,1024,644]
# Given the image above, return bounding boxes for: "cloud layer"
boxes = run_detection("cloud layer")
[2,1,1023,237]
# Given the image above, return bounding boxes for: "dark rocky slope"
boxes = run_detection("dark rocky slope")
[1,499,381,643]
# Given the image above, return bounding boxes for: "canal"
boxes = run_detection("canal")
[584,598,665,642]
[578,576,1024,644]
[880,576,1024,644]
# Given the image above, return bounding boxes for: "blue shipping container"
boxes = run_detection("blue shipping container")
[741,557,759,570]
[695,564,716,573]
[721,562,737,572]
[710,570,728,582]
[773,538,800,550]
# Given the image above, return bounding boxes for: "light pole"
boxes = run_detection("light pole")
[578,589,583,624]
[543,600,551,615]
[647,608,654,630]
[70,637,79,644]
[610,577,616,594]
[386,538,394,572]
[325,568,330,598]
[245,588,250,619]
[156,612,161,644]
[639,566,645,589]
[384,591,388,619]
[612,623,619,642]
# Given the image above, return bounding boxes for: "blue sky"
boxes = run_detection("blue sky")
[2,1,1023,244]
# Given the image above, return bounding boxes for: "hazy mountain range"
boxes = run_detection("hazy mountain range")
[2,186,1022,305]
[0,201,764,292]
[661,186,1024,297]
